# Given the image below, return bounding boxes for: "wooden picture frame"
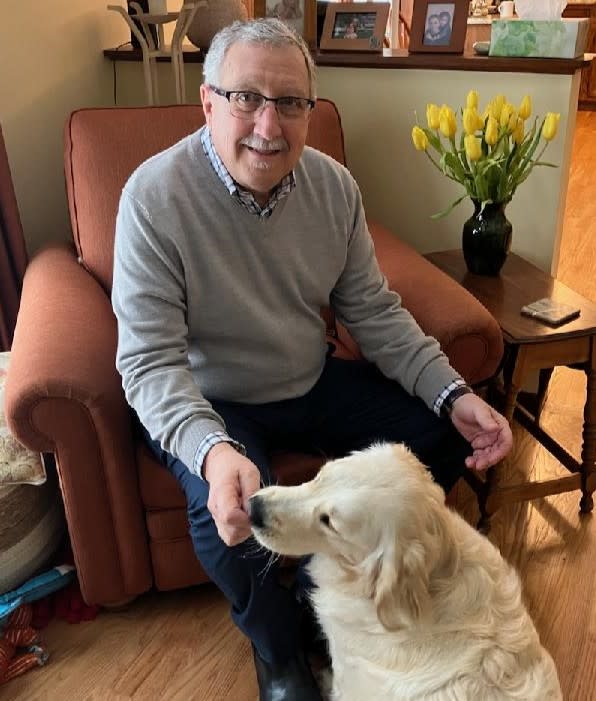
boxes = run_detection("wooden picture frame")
[253,0,317,49]
[319,2,390,53]
[408,0,468,54]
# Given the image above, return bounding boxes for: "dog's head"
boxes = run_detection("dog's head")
[249,443,455,629]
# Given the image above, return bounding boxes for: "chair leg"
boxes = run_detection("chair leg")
[172,47,184,104]
[172,49,180,104]
[150,58,160,105]
[178,52,187,104]
[142,55,154,105]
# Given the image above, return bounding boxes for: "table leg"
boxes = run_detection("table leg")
[478,345,527,530]
[535,367,554,423]
[477,466,498,534]
[580,338,596,513]
[503,345,526,424]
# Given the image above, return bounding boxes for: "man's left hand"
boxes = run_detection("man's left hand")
[449,393,513,471]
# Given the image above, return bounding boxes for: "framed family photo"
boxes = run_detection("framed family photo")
[254,0,317,48]
[408,0,468,54]
[319,2,390,53]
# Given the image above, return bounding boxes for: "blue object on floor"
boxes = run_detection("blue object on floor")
[0,565,76,626]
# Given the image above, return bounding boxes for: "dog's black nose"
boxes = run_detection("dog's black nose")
[248,495,265,528]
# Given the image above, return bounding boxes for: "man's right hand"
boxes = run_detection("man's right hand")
[203,442,261,546]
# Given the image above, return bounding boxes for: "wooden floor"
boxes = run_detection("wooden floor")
[4,113,596,701]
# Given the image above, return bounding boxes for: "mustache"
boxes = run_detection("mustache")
[240,135,289,152]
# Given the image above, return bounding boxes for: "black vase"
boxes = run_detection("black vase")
[462,200,512,276]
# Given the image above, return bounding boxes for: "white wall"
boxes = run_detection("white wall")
[0,1,128,254]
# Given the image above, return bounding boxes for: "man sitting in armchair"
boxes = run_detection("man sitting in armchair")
[111,17,513,701]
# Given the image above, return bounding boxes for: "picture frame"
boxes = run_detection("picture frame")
[319,2,390,53]
[408,0,469,54]
[253,0,317,49]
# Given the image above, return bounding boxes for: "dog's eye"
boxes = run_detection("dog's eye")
[320,513,331,527]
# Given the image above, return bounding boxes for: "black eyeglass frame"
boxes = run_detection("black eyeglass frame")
[208,85,316,118]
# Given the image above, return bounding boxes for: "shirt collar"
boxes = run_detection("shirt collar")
[200,126,295,219]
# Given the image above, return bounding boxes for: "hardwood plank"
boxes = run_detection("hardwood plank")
[3,586,258,701]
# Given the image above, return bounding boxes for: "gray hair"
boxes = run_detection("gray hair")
[203,17,317,99]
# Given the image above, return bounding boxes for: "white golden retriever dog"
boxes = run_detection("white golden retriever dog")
[249,443,562,701]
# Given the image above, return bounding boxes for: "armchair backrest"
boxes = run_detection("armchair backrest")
[64,100,346,292]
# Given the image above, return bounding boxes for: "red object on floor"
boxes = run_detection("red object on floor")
[30,541,101,629]
[31,580,100,629]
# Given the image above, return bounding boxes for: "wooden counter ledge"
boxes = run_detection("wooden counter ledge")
[103,46,590,75]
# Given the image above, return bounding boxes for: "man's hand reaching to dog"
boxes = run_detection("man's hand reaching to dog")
[449,394,513,471]
[201,392,513,546]
[204,443,260,546]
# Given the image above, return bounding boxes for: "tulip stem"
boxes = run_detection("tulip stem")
[424,151,461,184]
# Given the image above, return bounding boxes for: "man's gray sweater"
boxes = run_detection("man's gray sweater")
[112,127,462,474]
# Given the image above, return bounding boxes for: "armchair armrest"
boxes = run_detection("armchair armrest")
[5,244,152,605]
[336,222,503,385]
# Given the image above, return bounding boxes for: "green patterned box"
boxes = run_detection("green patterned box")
[489,18,589,58]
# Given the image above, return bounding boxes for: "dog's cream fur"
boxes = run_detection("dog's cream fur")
[250,443,562,700]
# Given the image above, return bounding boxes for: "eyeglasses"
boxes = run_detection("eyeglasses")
[209,85,315,120]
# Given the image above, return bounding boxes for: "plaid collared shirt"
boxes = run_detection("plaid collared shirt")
[200,127,295,219]
[192,431,246,479]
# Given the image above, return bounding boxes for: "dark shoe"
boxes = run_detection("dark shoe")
[252,645,323,701]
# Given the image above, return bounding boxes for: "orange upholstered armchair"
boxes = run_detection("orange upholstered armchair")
[5,100,503,605]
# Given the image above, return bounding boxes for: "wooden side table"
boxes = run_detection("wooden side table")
[426,250,596,531]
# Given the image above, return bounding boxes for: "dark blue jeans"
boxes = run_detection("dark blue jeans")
[143,357,470,664]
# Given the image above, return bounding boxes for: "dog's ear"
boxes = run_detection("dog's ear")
[373,538,430,630]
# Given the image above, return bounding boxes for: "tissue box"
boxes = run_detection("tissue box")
[489,18,589,58]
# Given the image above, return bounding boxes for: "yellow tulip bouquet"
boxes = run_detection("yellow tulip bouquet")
[411,90,560,218]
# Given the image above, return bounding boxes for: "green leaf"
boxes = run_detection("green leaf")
[424,128,442,154]
[430,193,469,219]
[439,152,448,174]
[444,152,466,180]
[425,151,461,184]
[514,119,542,175]
[486,163,501,201]
[502,134,510,158]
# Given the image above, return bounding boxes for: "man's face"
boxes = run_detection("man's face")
[440,15,449,28]
[200,43,312,205]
